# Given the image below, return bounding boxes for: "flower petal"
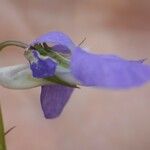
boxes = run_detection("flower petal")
[0,64,50,89]
[31,31,75,52]
[71,47,150,89]
[29,50,57,78]
[40,84,74,118]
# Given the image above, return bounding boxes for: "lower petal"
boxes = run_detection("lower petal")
[40,85,74,118]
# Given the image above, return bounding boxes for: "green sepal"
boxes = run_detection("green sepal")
[45,75,79,88]
[30,44,78,88]
[30,43,69,68]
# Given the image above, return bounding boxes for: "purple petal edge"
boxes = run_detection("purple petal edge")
[71,47,150,89]
[40,85,74,119]
[31,31,75,52]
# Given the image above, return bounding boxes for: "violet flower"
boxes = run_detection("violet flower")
[1,31,150,119]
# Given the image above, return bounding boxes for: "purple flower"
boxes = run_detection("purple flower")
[71,47,150,88]
[1,31,150,119]
[27,50,57,78]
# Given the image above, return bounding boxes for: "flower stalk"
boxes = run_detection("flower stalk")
[0,105,6,150]
[0,40,28,51]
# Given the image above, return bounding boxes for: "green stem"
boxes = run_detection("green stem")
[0,40,28,149]
[0,106,6,150]
[0,40,28,51]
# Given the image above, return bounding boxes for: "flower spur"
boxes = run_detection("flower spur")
[1,31,150,119]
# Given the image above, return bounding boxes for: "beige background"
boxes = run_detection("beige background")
[1,0,150,149]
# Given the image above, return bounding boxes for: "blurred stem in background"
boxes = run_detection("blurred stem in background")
[0,41,28,51]
[0,41,27,150]
[0,105,6,150]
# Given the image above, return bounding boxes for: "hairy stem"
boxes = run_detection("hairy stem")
[0,106,6,150]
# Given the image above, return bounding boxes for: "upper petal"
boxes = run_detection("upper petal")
[40,84,74,118]
[31,31,75,52]
[71,47,150,89]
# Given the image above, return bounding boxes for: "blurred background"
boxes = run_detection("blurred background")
[1,0,150,149]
